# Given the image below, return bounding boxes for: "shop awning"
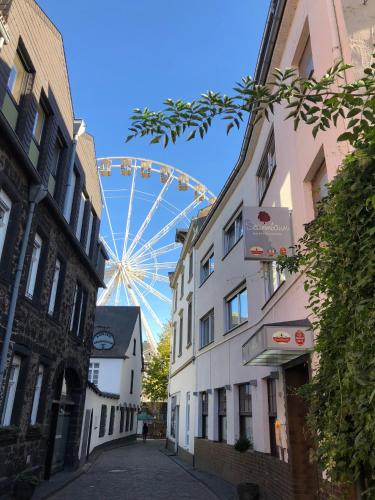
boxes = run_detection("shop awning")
[242,320,314,366]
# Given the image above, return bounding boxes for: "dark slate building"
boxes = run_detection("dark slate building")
[0,0,107,491]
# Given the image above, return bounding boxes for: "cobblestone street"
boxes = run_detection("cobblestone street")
[50,440,235,500]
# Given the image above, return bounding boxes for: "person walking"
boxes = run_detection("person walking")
[142,422,149,443]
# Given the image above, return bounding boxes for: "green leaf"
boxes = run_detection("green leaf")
[226,122,234,135]
[337,132,354,142]
[150,135,162,144]
[187,130,196,141]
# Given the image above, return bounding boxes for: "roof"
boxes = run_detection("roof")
[92,306,141,359]
[87,381,120,400]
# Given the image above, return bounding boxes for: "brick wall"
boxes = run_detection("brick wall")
[194,438,294,500]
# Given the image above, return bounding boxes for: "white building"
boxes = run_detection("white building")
[79,306,143,460]
[167,0,374,497]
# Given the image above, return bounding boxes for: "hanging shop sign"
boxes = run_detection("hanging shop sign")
[93,330,115,350]
[242,323,314,366]
[243,206,292,260]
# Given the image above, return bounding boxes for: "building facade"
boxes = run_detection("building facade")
[79,306,143,459]
[167,0,375,498]
[0,0,106,491]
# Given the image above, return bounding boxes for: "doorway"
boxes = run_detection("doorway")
[284,360,320,499]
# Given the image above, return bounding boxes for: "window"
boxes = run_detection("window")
[109,406,115,435]
[218,388,227,442]
[263,261,285,302]
[188,252,193,281]
[0,189,12,262]
[130,408,134,431]
[25,233,42,299]
[125,408,130,432]
[312,160,328,218]
[187,299,192,346]
[257,130,276,203]
[201,392,208,438]
[70,283,87,337]
[299,37,314,79]
[224,211,243,255]
[185,392,191,446]
[178,312,183,356]
[200,248,214,284]
[172,323,177,363]
[32,101,46,145]
[75,192,86,240]
[88,362,99,385]
[7,51,28,104]
[63,169,77,222]
[99,405,107,437]
[1,356,21,425]
[48,258,61,316]
[120,407,125,433]
[226,287,248,331]
[48,134,64,197]
[30,364,44,425]
[85,210,94,255]
[180,270,184,298]
[267,378,278,457]
[239,383,253,442]
[133,338,136,356]
[200,309,214,348]
[170,396,177,438]
[130,369,134,394]
[173,287,177,312]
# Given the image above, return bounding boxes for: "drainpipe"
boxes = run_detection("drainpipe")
[0,184,47,393]
[63,118,86,218]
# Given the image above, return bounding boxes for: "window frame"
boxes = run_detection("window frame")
[298,36,314,79]
[130,369,134,394]
[201,391,208,439]
[88,362,100,385]
[25,232,42,300]
[48,132,65,197]
[0,189,12,263]
[225,285,248,333]
[180,269,184,299]
[187,298,192,347]
[188,251,193,282]
[6,49,30,106]
[223,209,243,257]
[257,129,276,204]
[239,383,253,442]
[69,282,87,337]
[262,261,286,304]
[178,311,183,356]
[1,355,21,426]
[200,247,214,285]
[30,364,44,425]
[48,258,61,316]
[99,404,107,437]
[200,309,214,348]
[108,406,115,435]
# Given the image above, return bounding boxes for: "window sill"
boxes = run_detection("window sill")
[222,235,243,261]
[261,280,286,310]
[68,332,83,344]
[199,271,214,288]
[224,320,248,336]
[186,342,192,349]
[178,353,182,358]
[0,426,20,444]
[199,340,214,351]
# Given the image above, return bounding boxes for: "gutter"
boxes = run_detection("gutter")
[0,110,106,287]
[193,0,287,246]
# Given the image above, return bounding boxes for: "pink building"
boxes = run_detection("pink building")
[167,1,375,498]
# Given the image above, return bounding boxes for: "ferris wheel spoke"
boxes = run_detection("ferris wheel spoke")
[119,271,131,306]
[121,166,137,260]
[130,198,201,261]
[135,271,170,284]
[100,176,120,260]
[97,269,120,305]
[130,279,164,329]
[101,238,119,263]
[120,270,158,351]
[140,262,177,270]
[132,276,172,305]
[124,174,174,260]
[130,242,181,266]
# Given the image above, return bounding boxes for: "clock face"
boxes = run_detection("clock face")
[93,331,115,350]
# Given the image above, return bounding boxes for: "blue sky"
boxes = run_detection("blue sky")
[38,0,270,338]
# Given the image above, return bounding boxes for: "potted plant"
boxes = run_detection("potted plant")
[234,436,252,453]
[13,472,40,500]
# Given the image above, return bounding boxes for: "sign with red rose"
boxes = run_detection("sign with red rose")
[243,207,292,260]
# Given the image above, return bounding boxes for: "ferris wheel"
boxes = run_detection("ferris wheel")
[96,156,216,352]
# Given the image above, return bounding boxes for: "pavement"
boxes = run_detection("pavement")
[44,440,237,500]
